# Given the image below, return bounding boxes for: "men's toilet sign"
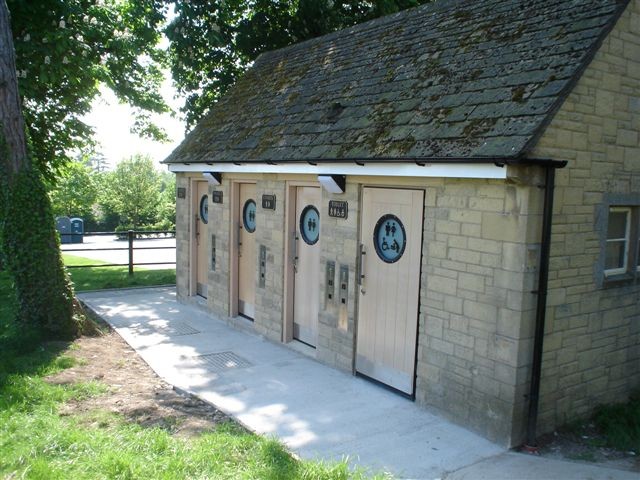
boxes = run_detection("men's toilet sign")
[199,195,209,224]
[300,205,320,245]
[243,199,257,233]
[373,214,406,263]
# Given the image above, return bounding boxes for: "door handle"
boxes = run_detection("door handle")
[237,224,243,256]
[357,243,366,292]
[195,215,200,245]
[292,230,299,273]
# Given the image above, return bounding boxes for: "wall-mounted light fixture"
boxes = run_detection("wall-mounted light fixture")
[203,172,222,185]
[318,174,346,194]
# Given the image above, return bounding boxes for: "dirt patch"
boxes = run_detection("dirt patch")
[535,423,639,472]
[46,331,228,437]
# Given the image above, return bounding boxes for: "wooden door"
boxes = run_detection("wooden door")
[356,187,424,394]
[195,181,209,298]
[293,187,321,346]
[238,183,257,318]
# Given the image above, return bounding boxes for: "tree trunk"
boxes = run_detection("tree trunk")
[0,0,28,180]
[0,0,80,341]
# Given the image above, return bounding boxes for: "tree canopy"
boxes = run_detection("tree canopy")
[97,154,163,229]
[49,158,98,221]
[9,0,169,178]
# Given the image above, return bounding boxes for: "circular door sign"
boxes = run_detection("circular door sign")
[199,195,209,224]
[373,214,406,263]
[243,199,256,233]
[300,205,320,245]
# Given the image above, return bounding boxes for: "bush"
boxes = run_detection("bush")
[114,223,175,240]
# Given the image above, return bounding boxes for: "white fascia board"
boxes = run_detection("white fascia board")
[167,162,507,179]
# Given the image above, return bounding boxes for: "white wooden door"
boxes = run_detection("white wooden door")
[293,186,321,346]
[356,187,424,394]
[195,181,209,298]
[238,183,257,318]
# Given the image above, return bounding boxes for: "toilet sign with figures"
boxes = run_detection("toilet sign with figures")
[373,214,406,263]
[300,205,320,245]
[243,199,257,233]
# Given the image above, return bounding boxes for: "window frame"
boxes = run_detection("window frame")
[637,235,640,273]
[604,207,631,277]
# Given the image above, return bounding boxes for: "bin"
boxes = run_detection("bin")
[70,217,84,243]
[56,216,72,244]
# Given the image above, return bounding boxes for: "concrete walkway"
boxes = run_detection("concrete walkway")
[79,287,637,480]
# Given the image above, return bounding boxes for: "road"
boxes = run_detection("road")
[60,234,176,271]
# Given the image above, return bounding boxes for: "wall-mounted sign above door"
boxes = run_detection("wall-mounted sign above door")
[211,191,223,204]
[262,194,276,210]
[328,200,348,219]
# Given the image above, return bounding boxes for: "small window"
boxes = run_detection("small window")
[602,204,640,282]
[604,208,630,276]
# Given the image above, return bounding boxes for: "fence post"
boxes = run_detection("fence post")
[128,230,134,276]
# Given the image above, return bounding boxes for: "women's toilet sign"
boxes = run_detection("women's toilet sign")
[373,214,406,263]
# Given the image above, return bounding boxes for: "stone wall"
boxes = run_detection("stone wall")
[254,177,286,342]
[207,180,231,317]
[317,182,360,372]
[530,0,640,434]
[414,175,543,446]
[175,173,191,300]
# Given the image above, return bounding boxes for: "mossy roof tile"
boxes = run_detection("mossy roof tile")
[165,0,628,165]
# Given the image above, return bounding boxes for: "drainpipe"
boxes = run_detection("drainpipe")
[525,164,561,448]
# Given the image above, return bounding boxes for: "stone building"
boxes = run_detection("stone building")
[164,0,640,447]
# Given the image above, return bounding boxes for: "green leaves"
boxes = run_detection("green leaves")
[97,154,164,230]
[1,169,79,339]
[49,158,98,220]
[9,0,169,179]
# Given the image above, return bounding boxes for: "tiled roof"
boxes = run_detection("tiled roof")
[165,0,628,164]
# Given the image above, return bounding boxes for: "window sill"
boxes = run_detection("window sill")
[602,272,638,289]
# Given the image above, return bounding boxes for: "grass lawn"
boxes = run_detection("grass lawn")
[593,392,640,453]
[0,269,381,479]
[62,254,175,291]
[0,340,375,479]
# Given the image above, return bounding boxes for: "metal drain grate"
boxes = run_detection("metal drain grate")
[198,351,252,372]
[155,322,200,336]
[132,322,200,337]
